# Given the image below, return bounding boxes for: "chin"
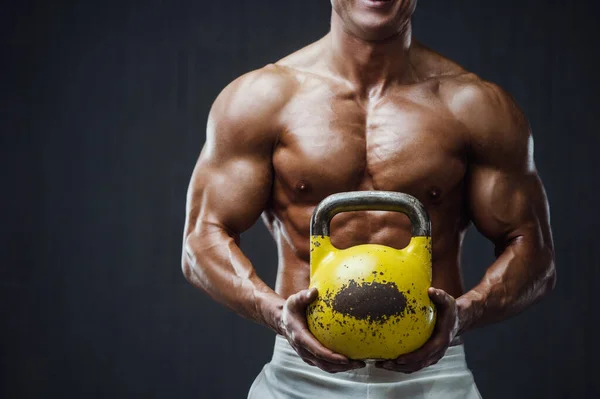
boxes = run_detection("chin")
[352,14,404,40]
[347,13,410,41]
[333,0,416,41]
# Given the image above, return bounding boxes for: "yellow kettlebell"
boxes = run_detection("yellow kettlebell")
[306,191,436,360]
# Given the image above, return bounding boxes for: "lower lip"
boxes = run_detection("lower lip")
[361,0,393,9]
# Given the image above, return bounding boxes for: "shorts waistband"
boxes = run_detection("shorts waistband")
[271,335,470,382]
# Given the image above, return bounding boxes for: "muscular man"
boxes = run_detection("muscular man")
[182,1,556,397]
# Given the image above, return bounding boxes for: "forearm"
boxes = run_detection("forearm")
[456,236,556,335]
[183,228,285,333]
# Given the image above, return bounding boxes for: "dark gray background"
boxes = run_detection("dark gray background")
[2,1,599,398]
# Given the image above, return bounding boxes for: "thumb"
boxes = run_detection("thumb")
[428,287,452,308]
[288,288,318,311]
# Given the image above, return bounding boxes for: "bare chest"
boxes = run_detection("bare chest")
[272,83,468,206]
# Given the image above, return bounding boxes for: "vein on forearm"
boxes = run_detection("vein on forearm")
[458,233,555,333]
[184,223,279,325]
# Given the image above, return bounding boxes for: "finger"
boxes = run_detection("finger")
[386,355,443,373]
[431,301,458,344]
[392,329,450,365]
[286,318,350,364]
[377,359,427,373]
[284,290,353,365]
[394,346,447,369]
[428,288,457,336]
[377,349,445,373]
[294,327,352,365]
[393,339,448,365]
[301,356,316,367]
[296,347,334,370]
[316,360,365,373]
[382,290,455,368]
[297,347,364,373]
[393,335,442,363]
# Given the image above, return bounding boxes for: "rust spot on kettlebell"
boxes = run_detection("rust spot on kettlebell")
[331,280,408,323]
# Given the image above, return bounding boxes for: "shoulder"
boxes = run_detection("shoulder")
[209,64,298,130]
[206,64,299,151]
[439,73,532,167]
[412,42,528,141]
[444,74,527,134]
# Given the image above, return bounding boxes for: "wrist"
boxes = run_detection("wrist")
[455,290,484,335]
[257,293,285,334]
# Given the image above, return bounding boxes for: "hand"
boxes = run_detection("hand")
[279,288,366,373]
[375,287,459,373]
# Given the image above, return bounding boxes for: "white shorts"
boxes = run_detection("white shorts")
[248,335,482,399]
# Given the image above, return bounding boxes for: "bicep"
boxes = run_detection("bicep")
[453,80,552,252]
[467,164,552,252]
[183,67,290,238]
[185,147,273,238]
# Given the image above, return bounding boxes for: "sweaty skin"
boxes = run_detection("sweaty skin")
[182,0,555,374]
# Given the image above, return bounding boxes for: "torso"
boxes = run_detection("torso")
[262,38,474,299]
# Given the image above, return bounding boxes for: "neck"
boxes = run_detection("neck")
[327,12,414,97]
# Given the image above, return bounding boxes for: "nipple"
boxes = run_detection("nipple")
[428,187,442,202]
[295,180,310,193]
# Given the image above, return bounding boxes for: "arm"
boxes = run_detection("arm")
[182,67,286,331]
[182,67,361,372]
[378,79,556,372]
[455,81,556,334]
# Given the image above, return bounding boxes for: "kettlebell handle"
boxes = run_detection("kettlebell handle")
[310,191,431,238]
